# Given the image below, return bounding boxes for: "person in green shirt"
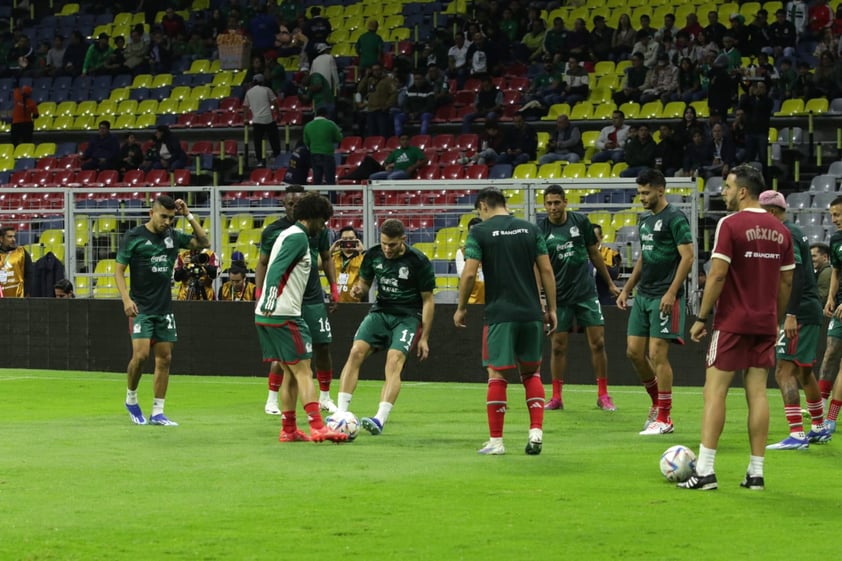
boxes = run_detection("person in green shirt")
[540,185,621,413]
[115,195,210,426]
[368,134,427,180]
[454,187,557,456]
[302,106,342,185]
[617,169,695,436]
[355,20,384,71]
[82,32,113,75]
[335,219,436,436]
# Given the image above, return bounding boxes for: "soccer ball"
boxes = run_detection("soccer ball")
[326,412,360,441]
[659,445,697,482]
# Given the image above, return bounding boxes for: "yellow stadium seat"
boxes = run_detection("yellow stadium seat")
[587,162,612,179]
[538,161,563,179]
[611,162,629,177]
[433,227,462,260]
[190,85,211,102]
[28,243,44,261]
[690,100,709,118]
[512,163,537,179]
[39,229,64,245]
[158,98,180,114]
[209,85,231,99]
[537,131,550,156]
[34,116,53,131]
[588,88,612,105]
[562,162,587,178]
[177,99,199,114]
[38,101,56,118]
[612,211,638,229]
[13,143,35,158]
[587,211,612,230]
[137,99,159,115]
[503,189,524,205]
[209,59,221,73]
[542,103,570,121]
[42,242,65,262]
[151,74,173,88]
[93,215,119,235]
[775,98,804,116]
[92,24,112,38]
[434,276,459,291]
[805,98,829,114]
[592,103,617,120]
[412,242,435,260]
[170,85,191,101]
[74,275,91,298]
[230,71,246,86]
[34,143,56,158]
[117,99,138,115]
[113,12,132,26]
[56,101,77,117]
[135,114,156,129]
[97,100,118,117]
[113,114,135,130]
[615,60,631,76]
[593,60,616,77]
[0,143,13,159]
[108,87,129,103]
[74,100,96,117]
[582,130,600,149]
[228,214,255,237]
[185,59,211,74]
[131,74,153,89]
[639,100,663,119]
[58,3,80,16]
[211,71,232,87]
[619,102,639,119]
[570,102,593,120]
[661,101,686,118]
[53,116,74,130]
[595,74,619,91]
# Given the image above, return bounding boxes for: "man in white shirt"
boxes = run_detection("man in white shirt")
[242,74,281,168]
[591,110,631,164]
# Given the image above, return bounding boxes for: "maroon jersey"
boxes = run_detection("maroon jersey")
[710,208,795,336]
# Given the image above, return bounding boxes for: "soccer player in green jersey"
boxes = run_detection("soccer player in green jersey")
[255,193,347,443]
[821,196,842,434]
[540,184,621,412]
[335,218,436,435]
[617,168,695,435]
[257,185,340,416]
[115,195,210,426]
[759,190,831,449]
[455,187,558,455]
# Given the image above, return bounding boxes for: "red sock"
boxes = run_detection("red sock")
[828,399,842,422]
[316,370,332,392]
[784,405,804,433]
[552,379,563,401]
[522,373,545,430]
[486,379,508,438]
[597,377,608,397]
[281,410,297,433]
[268,372,283,392]
[643,378,658,405]
[303,402,324,429]
[819,379,833,400]
[657,392,672,423]
[807,399,825,425]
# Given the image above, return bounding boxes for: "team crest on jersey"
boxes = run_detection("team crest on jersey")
[133,323,142,333]
[398,266,409,279]
[164,236,174,248]
[654,219,663,232]
[305,342,313,353]
[570,226,580,237]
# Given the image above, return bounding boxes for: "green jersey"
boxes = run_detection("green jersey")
[540,211,598,304]
[385,146,426,171]
[784,220,822,324]
[116,225,194,315]
[637,204,693,298]
[829,230,842,306]
[360,244,435,318]
[260,216,328,305]
[465,214,548,324]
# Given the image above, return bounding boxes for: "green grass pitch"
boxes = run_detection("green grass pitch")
[2,369,841,561]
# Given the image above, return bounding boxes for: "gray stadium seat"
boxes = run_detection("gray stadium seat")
[809,174,837,192]
[786,191,812,210]
[813,191,838,210]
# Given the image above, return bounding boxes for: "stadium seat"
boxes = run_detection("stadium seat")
[570,103,593,120]
[489,163,513,179]
[562,163,587,178]
[465,165,488,179]
[775,98,804,116]
[805,97,829,115]
[538,161,563,179]
[337,136,363,154]
[618,102,640,119]
[512,163,537,179]
[441,164,465,179]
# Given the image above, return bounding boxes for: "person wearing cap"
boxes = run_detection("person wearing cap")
[679,165,794,491]
[10,85,38,147]
[759,190,832,450]
[82,32,113,75]
[355,20,384,71]
[310,42,339,102]
[243,73,281,168]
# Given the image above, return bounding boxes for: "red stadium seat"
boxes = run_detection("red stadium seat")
[119,169,145,187]
[218,97,241,113]
[337,136,363,154]
[173,169,191,186]
[96,170,119,187]
[455,134,480,152]
[453,90,475,107]
[345,152,366,167]
[384,136,401,151]
[189,141,216,155]
[145,169,171,187]
[441,164,465,179]
[409,134,431,150]
[417,165,441,180]
[465,164,488,179]
[50,169,76,186]
[431,134,455,152]
[363,136,385,153]
[438,149,462,166]
[36,157,57,171]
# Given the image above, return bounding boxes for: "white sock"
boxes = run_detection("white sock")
[319,390,332,402]
[126,389,138,406]
[791,430,806,439]
[696,444,716,476]
[266,390,278,404]
[375,401,393,424]
[747,455,764,478]
[152,398,165,417]
[337,392,352,412]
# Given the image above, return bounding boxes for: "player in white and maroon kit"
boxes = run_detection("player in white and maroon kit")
[679,165,795,491]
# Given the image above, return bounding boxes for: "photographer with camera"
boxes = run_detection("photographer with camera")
[174,248,218,301]
[330,226,366,303]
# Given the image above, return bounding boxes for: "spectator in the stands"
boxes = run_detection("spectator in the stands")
[369,134,427,180]
[640,52,679,104]
[619,124,656,177]
[447,31,471,88]
[148,29,173,74]
[124,28,149,75]
[143,125,187,171]
[655,13,678,42]
[739,80,773,166]
[303,6,332,44]
[769,9,798,60]
[161,7,187,39]
[747,9,772,57]
[82,32,112,75]
[60,31,86,77]
[730,107,748,161]
[248,3,279,55]
[518,18,547,63]
[590,15,615,62]
[425,61,452,109]
[612,13,636,61]
[311,42,339,101]
[539,114,583,165]
[675,104,709,147]
[565,18,590,62]
[81,121,121,171]
[704,10,728,47]
[612,52,647,105]
[678,129,712,178]
[556,54,590,106]
[119,133,144,176]
[654,124,684,176]
[356,20,384,72]
[680,13,704,41]
[592,110,631,164]
[45,35,66,77]
[675,31,704,64]
[631,29,659,69]
[496,113,537,167]
[461,75,504,133]
[394,71,435,137]
[542,17,567,63]
[465,120,507,166]
[677,57,705,102]
[356,63,398,138]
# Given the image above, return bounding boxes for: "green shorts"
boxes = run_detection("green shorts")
[828,317,842,340]
[302,302,332,345]
[255,317,312,364]
[556,297,605,332]
[482,321,545,372]
[776,323,820,367]
[354,311,421,355]
[130,313,178,343]
[626,293,686,343]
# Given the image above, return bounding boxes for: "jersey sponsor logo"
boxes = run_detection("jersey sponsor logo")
[743,251,781,259]
[745,226,785,244]
[398,266,409,280]
[492,228,530,237]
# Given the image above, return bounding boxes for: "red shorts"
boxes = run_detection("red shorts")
[705,329,776,371]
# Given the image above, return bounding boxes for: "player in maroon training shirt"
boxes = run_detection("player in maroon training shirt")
[679,165,795,491]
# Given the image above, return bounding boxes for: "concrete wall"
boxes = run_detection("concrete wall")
[0,299,749,387]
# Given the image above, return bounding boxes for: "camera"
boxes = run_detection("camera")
[188,252,209,276]
[340,240,356,249]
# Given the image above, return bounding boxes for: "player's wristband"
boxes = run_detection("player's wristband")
[693,316,708,325]
[255,287,262,299]
[330,283,340,302]
[186,213,195,222]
